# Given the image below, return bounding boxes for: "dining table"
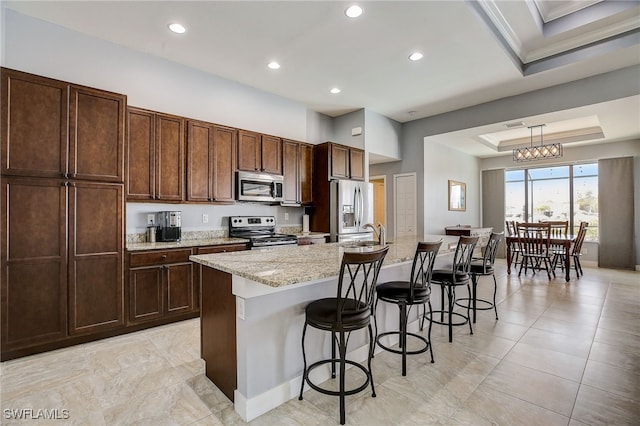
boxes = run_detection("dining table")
[506,234,576,282]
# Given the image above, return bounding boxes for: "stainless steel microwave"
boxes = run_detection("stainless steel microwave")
[236,171,284,203]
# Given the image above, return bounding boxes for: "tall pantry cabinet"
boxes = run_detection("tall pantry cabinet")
[1,68,126,360]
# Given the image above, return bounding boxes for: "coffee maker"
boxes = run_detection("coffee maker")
[155,211,182,242]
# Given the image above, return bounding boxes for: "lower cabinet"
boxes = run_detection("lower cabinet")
[127,243,248,325]
[128,248,196,324]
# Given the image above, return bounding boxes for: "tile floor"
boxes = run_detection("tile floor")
[1,260,638,425]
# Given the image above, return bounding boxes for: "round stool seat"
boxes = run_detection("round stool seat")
[305,298,369,331]
[376,280,430,303]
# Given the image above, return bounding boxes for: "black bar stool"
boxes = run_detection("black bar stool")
[455,232,502,323]
[298,246,389,425]
[374,240,442,376]
[424,235,478,343]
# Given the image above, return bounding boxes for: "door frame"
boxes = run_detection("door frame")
[369,174,387,230]
[393,172,417,238]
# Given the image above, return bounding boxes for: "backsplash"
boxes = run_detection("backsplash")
[127,226,303,245]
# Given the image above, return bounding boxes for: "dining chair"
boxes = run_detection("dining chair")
[516,222,555,279]
[505,220,521,266]
[553,222,588,278]
[374,240,442,376]
[542,220,569,272]
[298,246,389,425]
[455,232,503,323]
[424,235,478,343]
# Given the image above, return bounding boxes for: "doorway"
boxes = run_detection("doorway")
[394,172,417,237]
[370,175,386,230]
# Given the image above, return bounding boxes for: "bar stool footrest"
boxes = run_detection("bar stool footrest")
[303,359,371,397]
[424,310,470,327]
[455,297,495,311]
[376,331,430,355]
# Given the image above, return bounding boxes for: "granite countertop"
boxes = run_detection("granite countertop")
[190,234,459,287]
[127,237,250,252]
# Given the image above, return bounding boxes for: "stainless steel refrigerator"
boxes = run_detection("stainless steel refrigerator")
[329,179,374,242]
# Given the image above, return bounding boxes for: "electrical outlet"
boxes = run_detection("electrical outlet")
[284,212,289,221]
[237,298,245,320]
[202,214,209,224]
[147,214,155,225]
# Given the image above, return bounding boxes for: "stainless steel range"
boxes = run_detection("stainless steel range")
[229,216,298,249]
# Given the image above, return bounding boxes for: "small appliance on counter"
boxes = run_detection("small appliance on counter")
[155,211,182,242]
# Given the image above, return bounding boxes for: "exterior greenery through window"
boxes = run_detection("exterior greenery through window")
[505,163,598,241]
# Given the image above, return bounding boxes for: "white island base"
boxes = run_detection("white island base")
[193,238,458,421]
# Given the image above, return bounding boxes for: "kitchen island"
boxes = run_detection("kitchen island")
[190,235,459,421]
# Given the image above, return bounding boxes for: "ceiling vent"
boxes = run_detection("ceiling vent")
[504,121,525,129]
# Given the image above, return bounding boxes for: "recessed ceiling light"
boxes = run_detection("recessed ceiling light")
[330,87,341,94]
[408,52,423,61]
[267,61,281,70]
[345,5,363,18]
[168,23,186,34]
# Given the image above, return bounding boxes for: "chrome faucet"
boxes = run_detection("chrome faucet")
[363,223,386,246]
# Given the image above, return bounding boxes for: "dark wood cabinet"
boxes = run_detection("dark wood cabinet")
[1,69,125,361]
[126,108,155,200]
[1,68,126,183]
[1,178,125,352]
[127,249,195,325]
[69,86,126,182]
[127,243,247,326]
[260,134,282,174]
[314,142,365,182]
[237,130,282,174]
[195,244,248,255]
[349,148,365,181]
[128,267,163,323]
[299,143,314,204]
[330,144,349,179]
[282,139,314,205]
[1,70,68,178]
[126,107,185,202]
[1,177,68,351]
[68,181,124,335]
[282,140,300,204]
[187,120,237,203]
[237,130,260,172]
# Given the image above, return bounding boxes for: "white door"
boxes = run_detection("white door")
[394,173,417,237]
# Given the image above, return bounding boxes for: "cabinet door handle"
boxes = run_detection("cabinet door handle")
[161,255,167,261]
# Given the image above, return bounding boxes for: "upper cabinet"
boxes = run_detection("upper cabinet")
[314,142,365,182]
[186,120,237,203]
[237,130,282,175]
[126,107,185,202]
[282,139,313,205]
[1,68,126,182]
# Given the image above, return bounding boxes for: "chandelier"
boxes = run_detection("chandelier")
[513,124,563,162]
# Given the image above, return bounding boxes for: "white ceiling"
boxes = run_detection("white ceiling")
[5,0,640,158]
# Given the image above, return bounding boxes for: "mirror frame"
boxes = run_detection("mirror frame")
[448,180,466,211]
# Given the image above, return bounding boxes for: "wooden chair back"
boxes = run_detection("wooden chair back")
[542,220,568,238]
[516,222,551,255]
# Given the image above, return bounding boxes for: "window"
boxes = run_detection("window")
[505,163,598,241]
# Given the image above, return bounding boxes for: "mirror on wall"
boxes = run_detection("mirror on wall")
[448,180,466,211]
